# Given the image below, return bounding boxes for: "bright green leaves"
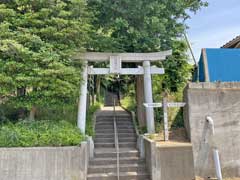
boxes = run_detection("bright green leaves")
[87,0,207,52]
[0,39,32,62]
[87,0,203,94]
[0,120,84,147]
[156,40,193,93]
[0,4,16,22]
[0,0,89,111]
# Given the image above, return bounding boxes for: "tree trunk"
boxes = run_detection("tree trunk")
[91,88,95,105]
[17,87,26,119]
[96,76,101,101]
[136,75,146,127]
[29,106,37,121]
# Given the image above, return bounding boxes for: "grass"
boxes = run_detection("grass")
[120,95,136,112]
[0,120,84,147]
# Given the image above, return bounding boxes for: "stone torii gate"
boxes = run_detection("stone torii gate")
[73,51,172,134]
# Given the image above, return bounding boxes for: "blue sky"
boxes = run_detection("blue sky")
[186,0,240,61]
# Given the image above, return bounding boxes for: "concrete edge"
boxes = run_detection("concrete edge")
[0,141,89,150]
[142,134,157,180]
[188,82,240,89]
[0,140,91,180]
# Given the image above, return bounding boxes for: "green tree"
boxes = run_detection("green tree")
[87,0,206,130]
[153,40,193,93]
[87,0,206,94]
[0,0,90,120]
[87,0,207,52]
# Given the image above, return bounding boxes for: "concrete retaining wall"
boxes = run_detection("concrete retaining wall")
[184,82,240,178]
[0,141,91,180]
[143,136,195,180]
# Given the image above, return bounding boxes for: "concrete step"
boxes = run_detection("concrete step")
[95,133,114,138]
[119,137,137,143]
[94,138,114,143]
[95,133,136,139]
[118,133,136,138]
[95,142,136,148]
[95,124,133,127]
[117,129,135,133]
[88,164,147,174]
[95,126,113,129]
[116,122,134,125]
[89,157,145,166]
[96,118,132,121]
[94,148,139,158]
[96,129,114,133]
[95,122,114,126]
[116,125,134,129]
[95,126,114,129]
[94,137,136,143]
[87,171,150,180]
[94,138,136,143]
[119,142,136,148]
[96,122,133,126]
[95,143,115,148]
[97,114,131,120]
[95,120,134,127]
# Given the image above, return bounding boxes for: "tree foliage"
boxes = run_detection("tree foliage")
[0,0,90,113]
[87,0,207,93]
[0,0,207,123]
[154,40,193,93]
[87,0,207,52]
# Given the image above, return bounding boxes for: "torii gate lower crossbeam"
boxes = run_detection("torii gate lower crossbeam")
[74,51,172,134]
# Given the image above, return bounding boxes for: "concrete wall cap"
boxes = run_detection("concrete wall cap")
[0,146,82,151]
[188,82,240,89]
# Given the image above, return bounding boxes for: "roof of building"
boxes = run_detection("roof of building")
[222,35,240,48]
[196,48,240,82]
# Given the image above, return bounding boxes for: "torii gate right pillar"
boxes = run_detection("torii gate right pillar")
[143,61,155,133]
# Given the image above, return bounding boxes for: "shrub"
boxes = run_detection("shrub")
[36,104,78,125]
[0,120,84,147]
[86,102,102,137]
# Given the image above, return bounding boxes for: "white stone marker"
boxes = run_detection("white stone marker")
[144,98,186,141]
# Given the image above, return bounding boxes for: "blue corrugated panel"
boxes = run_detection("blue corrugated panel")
[198,53,205,82]
[196,48,240,82]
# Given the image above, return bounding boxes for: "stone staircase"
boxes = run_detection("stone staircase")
[104,91,120,106]
[87,107,150,180]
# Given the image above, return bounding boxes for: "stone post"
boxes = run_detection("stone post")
[143,61,155,133]
[163,95,169,141]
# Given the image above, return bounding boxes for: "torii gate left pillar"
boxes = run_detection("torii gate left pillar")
[73,51,172,134]
[77,60,88,134]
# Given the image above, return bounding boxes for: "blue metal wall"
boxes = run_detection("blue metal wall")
[197,48,240,82]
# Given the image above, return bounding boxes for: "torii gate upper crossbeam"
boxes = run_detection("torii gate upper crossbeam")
[72,50,172,62]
